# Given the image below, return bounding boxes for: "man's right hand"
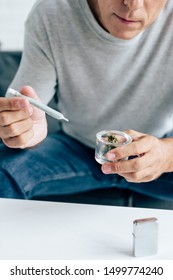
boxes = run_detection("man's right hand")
[0,86,47,149]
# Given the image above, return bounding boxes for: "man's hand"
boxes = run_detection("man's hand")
[0,86,47,149]
[101,129,173,183]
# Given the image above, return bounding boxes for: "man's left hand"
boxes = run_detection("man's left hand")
[101,129,173,183]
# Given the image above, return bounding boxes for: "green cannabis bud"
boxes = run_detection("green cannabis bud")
[107,134,118,144]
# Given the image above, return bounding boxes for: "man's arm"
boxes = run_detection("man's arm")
[1,6,58,149]
[8,27,57,105]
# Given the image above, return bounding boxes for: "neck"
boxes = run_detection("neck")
[87,0,109,32]
[87,0,98,18]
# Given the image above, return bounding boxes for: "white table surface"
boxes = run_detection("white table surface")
[0,198,173,260]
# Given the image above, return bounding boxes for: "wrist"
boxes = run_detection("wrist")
[22,117,48,148]
[161,137,173,172]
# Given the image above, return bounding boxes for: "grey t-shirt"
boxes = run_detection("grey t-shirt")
[9,0,173,148]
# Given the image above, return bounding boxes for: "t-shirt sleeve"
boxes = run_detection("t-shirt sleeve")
[6,8,57,105]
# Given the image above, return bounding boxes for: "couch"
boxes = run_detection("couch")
[1,51,173,209]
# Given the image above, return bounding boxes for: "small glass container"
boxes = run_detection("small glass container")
[95,130,132,164]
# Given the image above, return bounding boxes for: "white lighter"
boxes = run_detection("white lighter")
[133,217,158,257]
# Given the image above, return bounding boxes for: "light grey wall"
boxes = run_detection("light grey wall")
[0,0,36,50]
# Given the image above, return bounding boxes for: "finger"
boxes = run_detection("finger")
[124,129,146,140]
[118,167,157,183]
[0,118,33,138]
[20,86,45,120]
[0,108,32,126]
[102,154,148,174]
[2,129,34,149]
[20,86,40,101]
[106,135,155,161]
[0,97,29,112]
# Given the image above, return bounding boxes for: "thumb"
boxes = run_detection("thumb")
[20,86,45,120]
[20,85,40,101]
[18,86,47,148]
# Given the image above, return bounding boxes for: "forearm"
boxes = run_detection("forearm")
[161,137,173,172]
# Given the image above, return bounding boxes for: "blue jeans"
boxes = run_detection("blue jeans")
[0,131,173,201]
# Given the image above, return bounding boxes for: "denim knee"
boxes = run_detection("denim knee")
[0,169,26,199]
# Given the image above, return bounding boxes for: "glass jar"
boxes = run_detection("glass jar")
[95,130,132,164]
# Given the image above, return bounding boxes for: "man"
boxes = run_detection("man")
[0,0,173,202]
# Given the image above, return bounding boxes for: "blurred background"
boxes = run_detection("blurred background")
[0,0,36,50]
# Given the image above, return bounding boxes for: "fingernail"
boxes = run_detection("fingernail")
[107,152,116,160]
[15,100,27,109]
[102,165,112,174]
[28,106,33,116]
